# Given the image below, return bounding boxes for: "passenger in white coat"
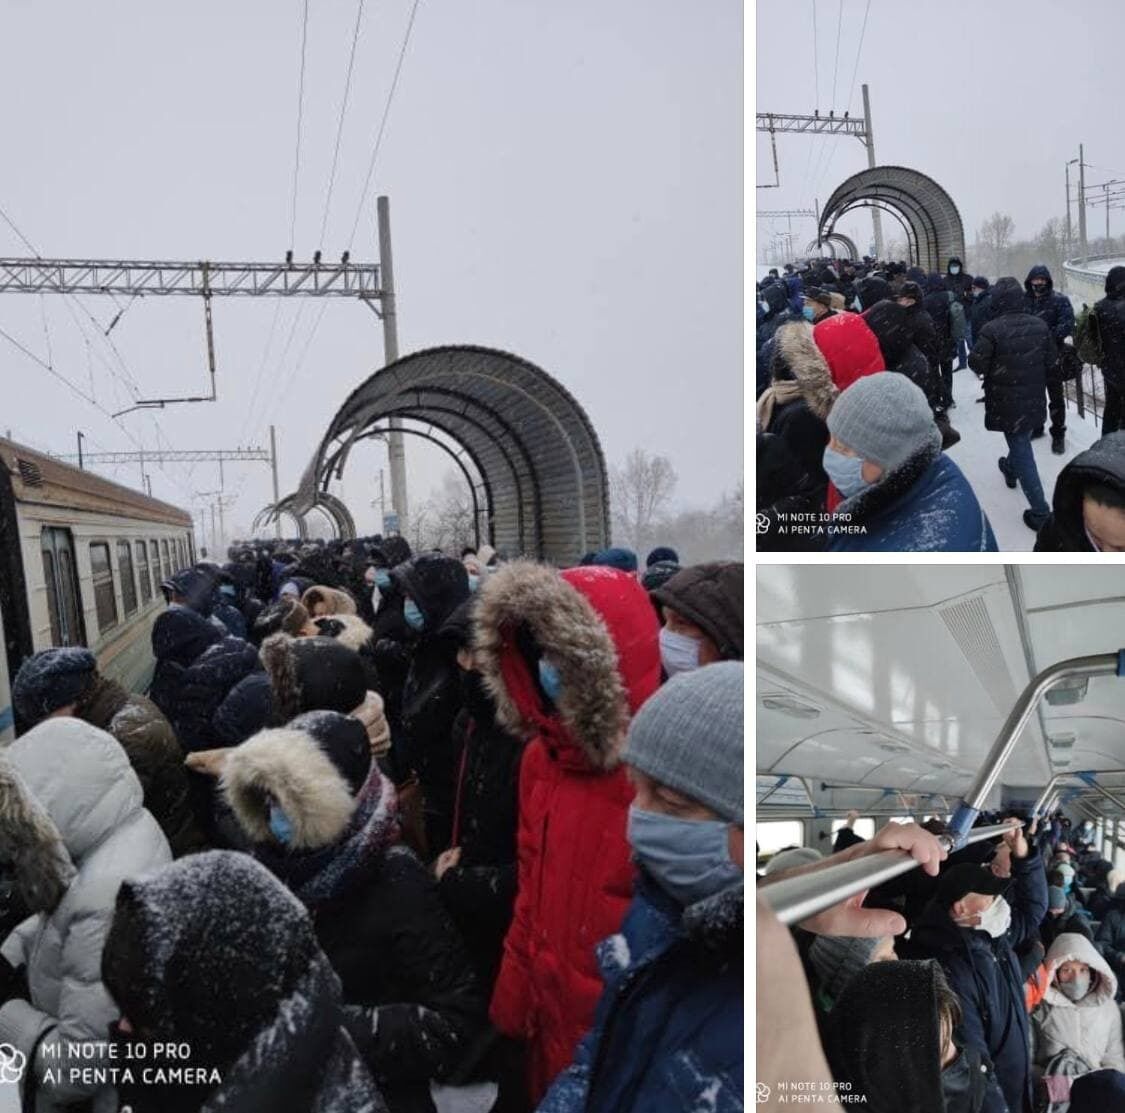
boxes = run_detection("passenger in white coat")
[1032,931,1125,1074]
[0,717,172,1113]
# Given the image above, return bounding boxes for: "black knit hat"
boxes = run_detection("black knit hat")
[933,863,1011,909]
[12,648,97,726]
[651,562,744,661]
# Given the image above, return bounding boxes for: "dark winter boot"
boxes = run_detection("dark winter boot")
[998,457,1017,490]
[1051,435,1066,455]
[1031,427,1045,440]
[937,416,961,450]
[1023,509,1050,532]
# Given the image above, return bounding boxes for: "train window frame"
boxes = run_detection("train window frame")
[161,539,171,581]
[150,541,161,594]
[135,541,152,605]
[40,527,86,647]
[117,540,138,616]
[89,541,119,633]
[831,817,876,841]
[756,820,806,859]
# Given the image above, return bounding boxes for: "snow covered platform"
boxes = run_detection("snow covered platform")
[1063,254,1125,309]
[942,365,1101,551]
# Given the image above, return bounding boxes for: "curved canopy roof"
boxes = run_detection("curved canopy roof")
[819,165,964,271]
[293,345,610,563]
[804,232,859,261]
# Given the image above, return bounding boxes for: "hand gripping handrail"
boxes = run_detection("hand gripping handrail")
[760,822,1021,926]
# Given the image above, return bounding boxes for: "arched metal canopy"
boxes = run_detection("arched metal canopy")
[804,232,859,261]
[820,165,964,271]
[293,345,611,563]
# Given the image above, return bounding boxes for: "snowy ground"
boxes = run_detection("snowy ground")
[942,365,1101,551]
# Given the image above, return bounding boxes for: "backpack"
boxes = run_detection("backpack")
[1033,1047,1092,1112]
[1076,303,1104,366]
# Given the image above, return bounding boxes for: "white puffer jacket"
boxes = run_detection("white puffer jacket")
[1032,931,1125,1072]
[0,717,172,1112]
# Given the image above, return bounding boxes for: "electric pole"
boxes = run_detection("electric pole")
[1079,143,1088,263]
[270,424,281,539]
[861,85,884,259]
[76,430,84,470]
[377,195,408,538]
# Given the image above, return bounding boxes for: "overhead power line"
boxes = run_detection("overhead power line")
[290,0,311,250]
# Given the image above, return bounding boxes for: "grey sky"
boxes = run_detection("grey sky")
[0,0,742,540]
[756,0,1123,264]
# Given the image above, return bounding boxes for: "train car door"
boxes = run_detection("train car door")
[40,527,87,647]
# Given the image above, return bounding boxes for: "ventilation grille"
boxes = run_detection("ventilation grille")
[16,458,43,487]
[937,594,1017,714]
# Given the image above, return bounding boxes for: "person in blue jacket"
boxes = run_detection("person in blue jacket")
[823,372,998,552]
[904,825,1049,1113]
[537,662,743,1113]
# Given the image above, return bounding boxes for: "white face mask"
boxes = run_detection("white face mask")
[976,895,1011,938]
[1058,972,1091,1002]
[1085,524,1103,552]
[370,585,382,616]
[660,627,701,677]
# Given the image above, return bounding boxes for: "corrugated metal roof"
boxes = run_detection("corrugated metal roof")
[289,345,610,563]
[819,165,965,272]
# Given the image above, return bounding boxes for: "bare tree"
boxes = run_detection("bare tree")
[978,212,1015,277]
[409,471,476,554]
[610,448,678,555]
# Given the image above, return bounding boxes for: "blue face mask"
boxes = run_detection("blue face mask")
[822,446,871,498]
[627,806,742,907]
[269,802,294,845]
[949,265,961,275]
[403,598,425,631]
[660,627,700,677]
[801,305,816,322]
[538,659,562,705]
[220,584,237,599]
[374,569,392,590]
[467,574,480,593]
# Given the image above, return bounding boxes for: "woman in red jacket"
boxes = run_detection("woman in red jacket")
[473,561,661,1103]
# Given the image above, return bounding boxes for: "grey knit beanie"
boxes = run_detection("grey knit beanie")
[622,661,743,823]
[826,371,941,472]
[809,934,884,1002]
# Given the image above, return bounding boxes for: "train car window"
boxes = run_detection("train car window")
[117,541,138,616]
[41,528,85,646]
[89,542,119,632]
[135,542,152,604]
[831,817,876,840]
[756,820,805,858]
[161,539,171,580]
[150,541,161,593]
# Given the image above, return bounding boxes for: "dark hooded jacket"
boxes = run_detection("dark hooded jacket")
[222,716,485,1113]
[922,273,957,360]
[1093,265,1125,390]
[169,636,264,753]
[392,554,471,855]
[1094,883,1125,971]
[903,848,1048,1113]
[161,567,216,615]
[148,606,224,723]
[970,281,995,340]
[946,257,975,309]
[863,300,941,411]
[969,276,1057,434]
[1041,892,1094,952]
[1034,431,1125,551]
[903,297,941,371]
[101,851,387,1113]
[1024,265,1076,350]
[855,275,891,311]
[536,877,743,1113]
[756,282,803,395]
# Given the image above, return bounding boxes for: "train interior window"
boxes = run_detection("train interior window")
[756,821,805,864]
[135,541,152,604]
[117,541,138,615]
[89,542,119,632]
[161,539,171,581]
[831,817,876,840]
[885,816,914,825]
[40,528,85,646]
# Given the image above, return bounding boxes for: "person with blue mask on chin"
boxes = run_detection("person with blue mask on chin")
[823,371,998,552]
[537,661,743,1113]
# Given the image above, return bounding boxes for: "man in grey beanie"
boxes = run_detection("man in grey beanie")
[538,662,744,1112]
[822,372,998,552]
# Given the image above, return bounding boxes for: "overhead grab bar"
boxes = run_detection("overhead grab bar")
[761,821,1021,926]
[1032,769,1125,817]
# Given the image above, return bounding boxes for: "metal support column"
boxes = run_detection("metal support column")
[377,195,408,538]
[1079,144,1089,263]
[270,424,281,539]
[861,84,884,259]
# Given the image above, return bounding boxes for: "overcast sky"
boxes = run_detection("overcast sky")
[0,0,742,541]
[756,0,1125,264]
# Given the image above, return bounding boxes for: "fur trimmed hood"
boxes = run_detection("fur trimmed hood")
[312,612,373,653]
[301,585,358,617]
[260,633,368,723]
[773,322,838,419]
[472,562,660,771]
[0,752,74,913]
[222,726,357,849]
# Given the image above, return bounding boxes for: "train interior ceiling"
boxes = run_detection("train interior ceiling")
[756,565,1125,868]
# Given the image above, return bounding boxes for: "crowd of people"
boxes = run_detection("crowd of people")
[0,535,744,1113]
[757,256,1125,552]
[757,810,1125,1110]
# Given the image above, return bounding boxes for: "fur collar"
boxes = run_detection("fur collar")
[0,753,75,913]
[775,322,838,419]
[472,561,628,772]
[260,633,300,724]
[301,585,357,617]
[222,727,355,849]
[74,673,130,731]
[833,436,943,526]
[323,613,373,653]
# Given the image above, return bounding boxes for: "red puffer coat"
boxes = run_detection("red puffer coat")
[473,562,660,1103]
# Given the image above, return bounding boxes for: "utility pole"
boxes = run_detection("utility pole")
[145,474,152,497]
[861,84,885,259]
[1079,143,1089,263]
[269,424,281,539]
[1106,183,1112,245]
[210,503,218,556]
[377,195,408,538]
[76,430,84,470]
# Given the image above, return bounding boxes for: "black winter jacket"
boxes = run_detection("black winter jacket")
[864,300,942,412]
[1034,430,1125,551]
[170,635,264,753]
[946,258,975,309]
[969,289,995,340]
[969,277,1057,434]
[763,397,829,489]
[905,303,941,370]
[148,605,223,720]
[1024,265,1075,380]
[1093,265,1125,391]
[923,276,956,361]
[756,432,827,552]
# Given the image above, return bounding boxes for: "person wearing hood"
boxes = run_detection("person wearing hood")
[1042,884,1094,951]
[1089,264,1125,436]
[147,603,224,721]
[0,718,172,1112]
[855,274,891,311]
[650,561,743,679]
[826,959,1007,1113]
[897,280,943,373]
[970,275,995,349]
[1034,430,1125,550]
[756,281,800,395]
[250,595,317,644]
[474,562,660,1104]
[823,372,997,552]
[221,712,486,1111]
[812,309,885,392]
[970,275,1059,532]
[922,273,959,411]
[392,554,472,856]
[160,566,217,618]
[1032,932,1125,1074]
[536,662,743,1113]
[302,584,359,618]
[903,823,1048,1113]
[1025,264,1077,454]
[11,647,205,857]
[312,611,383,693]
[946,257,975,367]
[100,850,387,1113]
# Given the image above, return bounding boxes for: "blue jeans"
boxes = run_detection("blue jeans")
[956,319,972,368]
[1004,432,1049,515]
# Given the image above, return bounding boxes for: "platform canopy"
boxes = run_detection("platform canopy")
[284,345,610,563]
[819,165,965,271]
